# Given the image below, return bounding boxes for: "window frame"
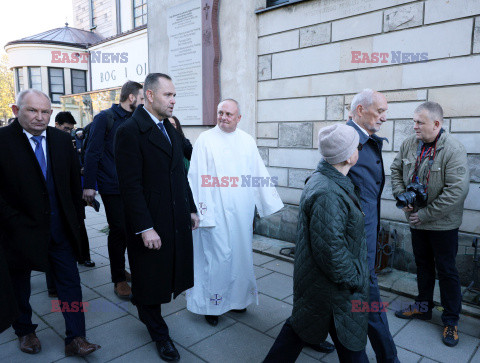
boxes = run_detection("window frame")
[15,67,24,94]
[267,0,289,6]
[27,67,42,91]
[47,67,65,104]
[133,0,147,28]
[71,69,87,94]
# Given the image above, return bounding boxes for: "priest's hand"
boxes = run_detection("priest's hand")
[141,229,162,249]
[191,213,200,230]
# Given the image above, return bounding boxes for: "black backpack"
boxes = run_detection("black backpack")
[81,108,115,165]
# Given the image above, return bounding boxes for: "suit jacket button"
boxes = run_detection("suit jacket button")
[376,160,381,164]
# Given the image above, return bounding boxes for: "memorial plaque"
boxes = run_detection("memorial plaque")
[167,0,219,125]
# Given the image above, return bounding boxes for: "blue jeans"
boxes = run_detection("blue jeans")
[368,270,399,362]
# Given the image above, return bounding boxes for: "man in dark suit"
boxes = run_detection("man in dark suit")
[83,81,144,299]
[0,89,100,357]
[114,73,199,362]
[347,89,399,362]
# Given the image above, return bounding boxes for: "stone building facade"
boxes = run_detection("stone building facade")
[148,0,480,284]
[255,0,480,284]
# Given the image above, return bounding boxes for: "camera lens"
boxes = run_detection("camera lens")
[395,191,416,209]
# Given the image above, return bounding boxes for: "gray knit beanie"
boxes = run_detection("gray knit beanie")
[318,124,359,165]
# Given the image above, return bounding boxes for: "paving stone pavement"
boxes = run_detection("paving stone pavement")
[1,204,480,362]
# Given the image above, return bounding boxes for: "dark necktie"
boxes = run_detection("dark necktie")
[31,135,47,179]
[157,122,171,145]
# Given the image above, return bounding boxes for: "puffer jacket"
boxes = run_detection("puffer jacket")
[290,160,369,352]
[391,131,469,230]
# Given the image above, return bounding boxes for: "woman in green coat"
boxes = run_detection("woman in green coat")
[265,124,369,363]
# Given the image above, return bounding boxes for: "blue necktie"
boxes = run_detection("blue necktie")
[157,122,171,145]
[31,135,47,179]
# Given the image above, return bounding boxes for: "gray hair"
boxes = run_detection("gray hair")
[218,98,241,116]
[16,89,51,109]
[350,89,375,118]
[415,101,443,123]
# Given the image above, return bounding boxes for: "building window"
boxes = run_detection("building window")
[15,68,24,93]
[71,70,87,94]
[133,0,147,28]
[48,68,65,103]
[28,67,42,91]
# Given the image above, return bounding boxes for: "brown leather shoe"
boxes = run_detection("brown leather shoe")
[19,332,41,354]
[125,270,132,282]
[65,337,101,357]
[114,281,131,299]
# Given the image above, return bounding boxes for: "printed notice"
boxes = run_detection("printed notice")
[167,0,203,125]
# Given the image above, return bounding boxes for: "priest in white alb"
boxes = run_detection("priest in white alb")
[186,99,284,326]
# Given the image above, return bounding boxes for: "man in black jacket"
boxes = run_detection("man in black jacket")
[83,81,143,298]
[0,89,100,357]
[114,73,199,362]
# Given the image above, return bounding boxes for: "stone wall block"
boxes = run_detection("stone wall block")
[258,55,272,81]
[381,175,395,201]
[326,95,344,120]
[258,30,299,55]
[278,122,313,148]
[393,120,415,151]
[468,155,480,183]
[257,123,278,138]
[266,167,288,187]
[257,139,278,147]
[259,147,269,166]
[450,118,480,132]
[383,2,424,32]
[425,0,480,24]
[299,23,331,48]
[269,148,320,169]
[332,11,383,42]
[474,17,480,53]
[288,169,314,189]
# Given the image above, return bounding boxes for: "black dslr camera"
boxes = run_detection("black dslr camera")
[395,181,428,212]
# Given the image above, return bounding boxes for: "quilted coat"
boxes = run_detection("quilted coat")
[290,160,369,352]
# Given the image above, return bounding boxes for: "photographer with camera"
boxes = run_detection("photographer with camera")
[391,101,469,347]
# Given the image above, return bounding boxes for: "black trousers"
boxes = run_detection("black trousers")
[10,238,86,344]
[264,318,368,363]
[134,300,170,342]
[411,228,461,326]
[101,194,128,284]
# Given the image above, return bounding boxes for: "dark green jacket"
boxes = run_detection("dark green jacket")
[290,161,369,352]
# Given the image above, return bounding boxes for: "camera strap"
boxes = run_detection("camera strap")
[411,129,444,192]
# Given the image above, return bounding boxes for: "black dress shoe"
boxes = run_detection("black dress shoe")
[230,308,247,313]
[305,341,336,353]
[83,260,95,267]
[155,338,180,362]
[205,315,219,326]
